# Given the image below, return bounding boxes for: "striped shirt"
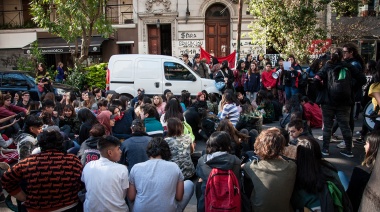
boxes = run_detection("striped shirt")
[219,103,240,126]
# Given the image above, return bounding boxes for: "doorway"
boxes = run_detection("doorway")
[147,24,172,56]
[205,3,230,57]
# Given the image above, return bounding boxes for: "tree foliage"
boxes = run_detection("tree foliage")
[331,0,360,17]
[246,0,329,63]
[30,0,113,66]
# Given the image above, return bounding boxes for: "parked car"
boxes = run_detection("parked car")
[0,70,79,101]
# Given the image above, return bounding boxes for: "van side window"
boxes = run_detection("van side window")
[164,62,194,81]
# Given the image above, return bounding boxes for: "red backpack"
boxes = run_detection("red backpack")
[205,168,241,212]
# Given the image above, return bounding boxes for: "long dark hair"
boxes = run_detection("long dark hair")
[362,131,380,170]
[328,48,343,64]
[372,60,380,85]
[164,98,184,122]
[295,136,326,193]
[77,108,98,125]
[343,43,365,71]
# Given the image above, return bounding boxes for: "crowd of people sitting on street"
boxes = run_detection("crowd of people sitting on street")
[0,43,379,211]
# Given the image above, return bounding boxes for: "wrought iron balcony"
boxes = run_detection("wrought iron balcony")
[106,4,134,24]
[0,9,37,29]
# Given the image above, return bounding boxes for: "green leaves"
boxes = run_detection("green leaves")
[246,0,329,63]
[30,0,113,65]
[84,63,107,89]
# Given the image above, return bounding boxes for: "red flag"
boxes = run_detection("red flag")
[200,47,236,69]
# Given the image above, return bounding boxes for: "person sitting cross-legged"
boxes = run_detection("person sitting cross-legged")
[82,135,129,212]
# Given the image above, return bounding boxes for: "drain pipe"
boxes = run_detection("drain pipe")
[185,0,190,23]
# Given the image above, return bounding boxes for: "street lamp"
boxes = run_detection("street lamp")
[156,19,160,28]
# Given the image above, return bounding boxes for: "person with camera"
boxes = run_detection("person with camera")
[214,60,234,93]
[130,88,145,109]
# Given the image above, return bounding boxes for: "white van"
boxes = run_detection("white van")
[106,54,220,98]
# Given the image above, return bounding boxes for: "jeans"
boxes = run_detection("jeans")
[246,92,257,104]
[284,86,299,101]
[321,105,352,151]
[177,180,195,211]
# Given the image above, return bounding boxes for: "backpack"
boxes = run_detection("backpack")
[298,71,308,88]
[328,65,353,103]
[205,168,241,212]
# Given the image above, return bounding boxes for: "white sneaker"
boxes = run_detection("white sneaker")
[337,141,354,149]
[317,136,323,141]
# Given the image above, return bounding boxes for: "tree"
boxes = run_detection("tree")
[30,0,113,67]
[246,0,329,63]
[332,16,380,45]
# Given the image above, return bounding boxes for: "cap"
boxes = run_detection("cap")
[194,53,200,58]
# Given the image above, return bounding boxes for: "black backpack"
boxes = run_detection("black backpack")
[298,71,308,88]
[327,65,353,104]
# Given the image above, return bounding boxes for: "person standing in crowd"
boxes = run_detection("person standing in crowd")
[16,91,31,109]
[284,55,302,100]
[119,119,151,172]
[130,88,144,109]
[314,47,366,157]
[128,137,193,212]
[245,62,261,103]
[182,53,192,68]
[243,127,296,212]
[335,43,366,149]
[192,53,209,79]
[276,57,286,104]
[347,131,380,211]
[368,60,380,130]
[245,53,253,69]
[36,63,52,96]
[257,54,266,74]
[214,60,234,93]
[210,57,221,79]
[306,59,323,103]
[233,60,247,95]
[55,62,65,83]
[2,128,83,212]
[82,135,129,212]
[261,62,277,98]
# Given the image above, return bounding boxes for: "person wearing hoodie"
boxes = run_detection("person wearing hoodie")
[195,131,241,212]
[119,119,151,172]
[314,47,366,158]
[14,115,43,162]
[77,123,106,166]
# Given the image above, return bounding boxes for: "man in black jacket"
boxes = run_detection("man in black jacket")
[314,47,366,158]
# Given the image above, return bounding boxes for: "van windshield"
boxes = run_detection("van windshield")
[164,62,195,81]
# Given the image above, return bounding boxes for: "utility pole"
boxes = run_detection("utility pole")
[236,0,243,62]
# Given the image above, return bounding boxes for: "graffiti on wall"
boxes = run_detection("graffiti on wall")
[179,40,203,48]
[1,54,20,68]
[231,41,265,58]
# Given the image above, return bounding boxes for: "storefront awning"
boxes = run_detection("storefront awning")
[22,37,106,54]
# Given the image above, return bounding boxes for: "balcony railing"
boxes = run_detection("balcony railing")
[0,9,37,29]
[106,4,133,24]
